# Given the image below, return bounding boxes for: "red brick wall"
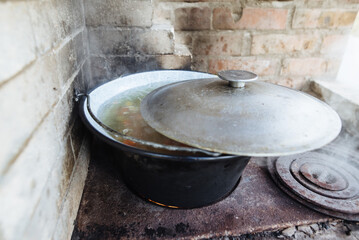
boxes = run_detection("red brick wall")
[85,0,358,89]
[154,0,358,89]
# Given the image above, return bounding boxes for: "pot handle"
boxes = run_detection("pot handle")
[80,93,221,157]
[218,70,258,88]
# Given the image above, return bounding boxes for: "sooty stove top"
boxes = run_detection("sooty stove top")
[71,130,359,239]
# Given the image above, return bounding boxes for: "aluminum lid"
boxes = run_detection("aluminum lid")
[140,70,342,156]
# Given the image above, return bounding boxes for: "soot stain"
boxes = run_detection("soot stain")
[143,226,176,239]
[71,224,129,240]
[175,222,190,233]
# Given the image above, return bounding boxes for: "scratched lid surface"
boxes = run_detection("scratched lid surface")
[140,70,342,156]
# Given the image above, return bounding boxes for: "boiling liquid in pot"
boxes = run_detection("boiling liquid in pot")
[98,82,198,155]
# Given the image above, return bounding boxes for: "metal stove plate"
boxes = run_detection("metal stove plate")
[268,147,359,221]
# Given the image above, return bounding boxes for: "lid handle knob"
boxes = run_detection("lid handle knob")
[218,70,258,88]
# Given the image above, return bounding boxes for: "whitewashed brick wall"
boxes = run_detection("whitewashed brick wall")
[0,1,91,240]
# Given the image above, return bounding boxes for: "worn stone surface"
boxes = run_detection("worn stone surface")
[72,139,333,239]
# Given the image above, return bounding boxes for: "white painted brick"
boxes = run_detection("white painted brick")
[0,2,36,83]
[54,82,76,141]
[0,1,88,240]
[29,0,86,54]
[85,0,153,27]
[55,38,78,88]
[27,0,63,55]
[0,84,85,240]
[22,136,76,240]
[0,112,62,240]
[52,139,90,240]
[55,0,78,39]
[0,53,61,173]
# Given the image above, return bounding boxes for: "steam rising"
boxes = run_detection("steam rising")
[336,15,359,89]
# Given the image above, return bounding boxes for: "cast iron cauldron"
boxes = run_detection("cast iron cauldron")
[79,70,341,208]
[80,71,250,208]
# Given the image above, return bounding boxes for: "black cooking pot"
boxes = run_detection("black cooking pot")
[79,70,341,208]
[79,71,250,208]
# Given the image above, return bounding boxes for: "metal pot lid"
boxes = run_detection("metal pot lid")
[140,70,342,156]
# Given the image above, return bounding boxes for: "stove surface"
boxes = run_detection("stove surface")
[70,135,359,239]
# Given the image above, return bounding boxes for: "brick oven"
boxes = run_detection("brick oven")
[1,0,359,239]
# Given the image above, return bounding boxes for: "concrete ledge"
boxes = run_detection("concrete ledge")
[304,80,359,136]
